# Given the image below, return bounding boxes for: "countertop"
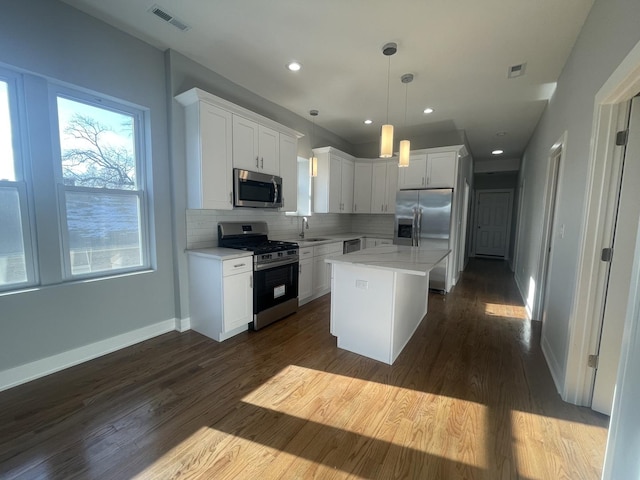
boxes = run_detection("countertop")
[325,245,450,276]
[186,247,253,261]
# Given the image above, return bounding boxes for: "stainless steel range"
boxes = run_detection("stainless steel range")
[218,221,299,330]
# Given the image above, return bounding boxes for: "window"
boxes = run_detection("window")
[54,94,149,277]
[0,73,35,291]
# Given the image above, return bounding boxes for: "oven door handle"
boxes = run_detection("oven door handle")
[254,257,299,271]
[272,177,279,206]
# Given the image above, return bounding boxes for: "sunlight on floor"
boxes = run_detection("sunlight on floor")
[242,365,489,469]
[484,302,528,320]
[510,409,608,479]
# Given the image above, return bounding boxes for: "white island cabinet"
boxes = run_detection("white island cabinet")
[187,248,253,342]
[326,246,449,364]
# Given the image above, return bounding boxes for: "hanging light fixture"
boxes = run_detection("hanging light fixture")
[380,42,397,158]
[398,73,413,168]
[309,109,318,177]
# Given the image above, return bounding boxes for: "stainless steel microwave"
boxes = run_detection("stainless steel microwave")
[233,168,283,208]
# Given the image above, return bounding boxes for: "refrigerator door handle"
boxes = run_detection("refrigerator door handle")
[416,208,423,247]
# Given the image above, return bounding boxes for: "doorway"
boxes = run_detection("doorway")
[537,142,563,322]
[591,95,640,415]
[473,189,513,258]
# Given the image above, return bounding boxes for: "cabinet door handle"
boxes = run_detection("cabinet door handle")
[261,157,264,169]
[354,204,357,212]
[422,177,425,186]
[229,192,232,204]
[256,156,259,168]
[249,275,253,288]
[299,265,302,274]
[234,263,246,268]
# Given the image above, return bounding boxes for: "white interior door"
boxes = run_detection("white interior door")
[474,190,512,257]
[592,95,640,415]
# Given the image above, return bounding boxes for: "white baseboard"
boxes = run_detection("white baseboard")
[175,317,191,332]
[0,318,177,392]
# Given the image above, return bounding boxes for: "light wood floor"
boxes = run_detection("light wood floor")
[0,259,608,479]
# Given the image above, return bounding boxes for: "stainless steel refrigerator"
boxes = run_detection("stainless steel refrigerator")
[393,188,453,292]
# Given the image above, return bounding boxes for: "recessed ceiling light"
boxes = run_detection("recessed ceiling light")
[423,107,434,114]
[287,61,302,72]
[364,119,373,125]
[492,149,504,155]
[496,131,507,136]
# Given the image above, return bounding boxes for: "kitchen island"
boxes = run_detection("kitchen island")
[325,246,450,364]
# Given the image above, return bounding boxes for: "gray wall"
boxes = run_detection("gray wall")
[514,0,640,389]
[0,0,175,372]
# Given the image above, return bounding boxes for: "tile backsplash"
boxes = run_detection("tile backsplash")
[186,210,395,249]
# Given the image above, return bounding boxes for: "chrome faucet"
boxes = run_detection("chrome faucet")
[299,216,309,238]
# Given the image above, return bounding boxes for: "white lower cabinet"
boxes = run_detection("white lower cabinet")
[188,252,253,341]
[298,241,343,305]
[298,247,314,302]
[364,238,393,249]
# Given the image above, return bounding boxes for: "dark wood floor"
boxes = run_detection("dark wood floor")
[0,259,608,479]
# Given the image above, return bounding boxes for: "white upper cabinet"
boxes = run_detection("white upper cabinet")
[176,88,301,211]
[313,147,355,213]
[179,100,233,210]
[279,133,298,212]
[398,153,428,189]
[426,151,456,188]
[232,115,280,176]
[353,162,373,213]
[371,160,398,214]
[397,148,458,190]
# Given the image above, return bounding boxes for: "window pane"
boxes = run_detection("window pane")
[65,191,142,275]
[0,188,27,286]
[0,81,16,181]
[57,97,137,189]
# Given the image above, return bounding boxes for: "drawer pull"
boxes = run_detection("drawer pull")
[234,263,246,268]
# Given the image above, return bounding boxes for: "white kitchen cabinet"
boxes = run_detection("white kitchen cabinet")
[426,151,456,188]
[371,160,399,214]
[313,147,355,213]
[279,133,298,212]
[176,88,302,209]
[364,237,393,249]
[397,150,457,190]
[178,99,233,209]
[232,115,280,175]
[398,153,428,189]
[353,162,372,213]
[187,251,253,342]
[298,247,314,303]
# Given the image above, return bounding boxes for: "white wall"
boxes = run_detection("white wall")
[514,0,640,392]
[0,0,176,387]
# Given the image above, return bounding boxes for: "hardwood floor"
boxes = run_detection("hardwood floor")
[0,259,608,479]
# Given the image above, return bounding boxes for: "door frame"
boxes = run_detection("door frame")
[564,41,640,407]
[535,136,565,322]
[471,188,514,259]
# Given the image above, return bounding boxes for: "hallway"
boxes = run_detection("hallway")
[0,259,608,479]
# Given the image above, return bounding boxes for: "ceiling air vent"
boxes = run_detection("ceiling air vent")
[508,63,527,79]
[148,5,191,31]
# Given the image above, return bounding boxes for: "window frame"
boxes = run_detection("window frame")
[0,68,38,292]
[50,86,152,280]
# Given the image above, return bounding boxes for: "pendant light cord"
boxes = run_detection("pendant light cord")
[386,55,391,124]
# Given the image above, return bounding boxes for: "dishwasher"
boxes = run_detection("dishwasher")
[343,238,361,254]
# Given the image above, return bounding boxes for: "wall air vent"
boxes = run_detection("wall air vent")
[148,5,191,31]
[508,63,527,78]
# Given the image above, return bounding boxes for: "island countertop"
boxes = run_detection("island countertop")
[325,245,450,276]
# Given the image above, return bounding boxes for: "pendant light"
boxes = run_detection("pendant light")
[309,109,318,177]
[398,73,413,168]
[380,42,397,158]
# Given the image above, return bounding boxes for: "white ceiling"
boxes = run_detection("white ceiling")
[60,0,594,161]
